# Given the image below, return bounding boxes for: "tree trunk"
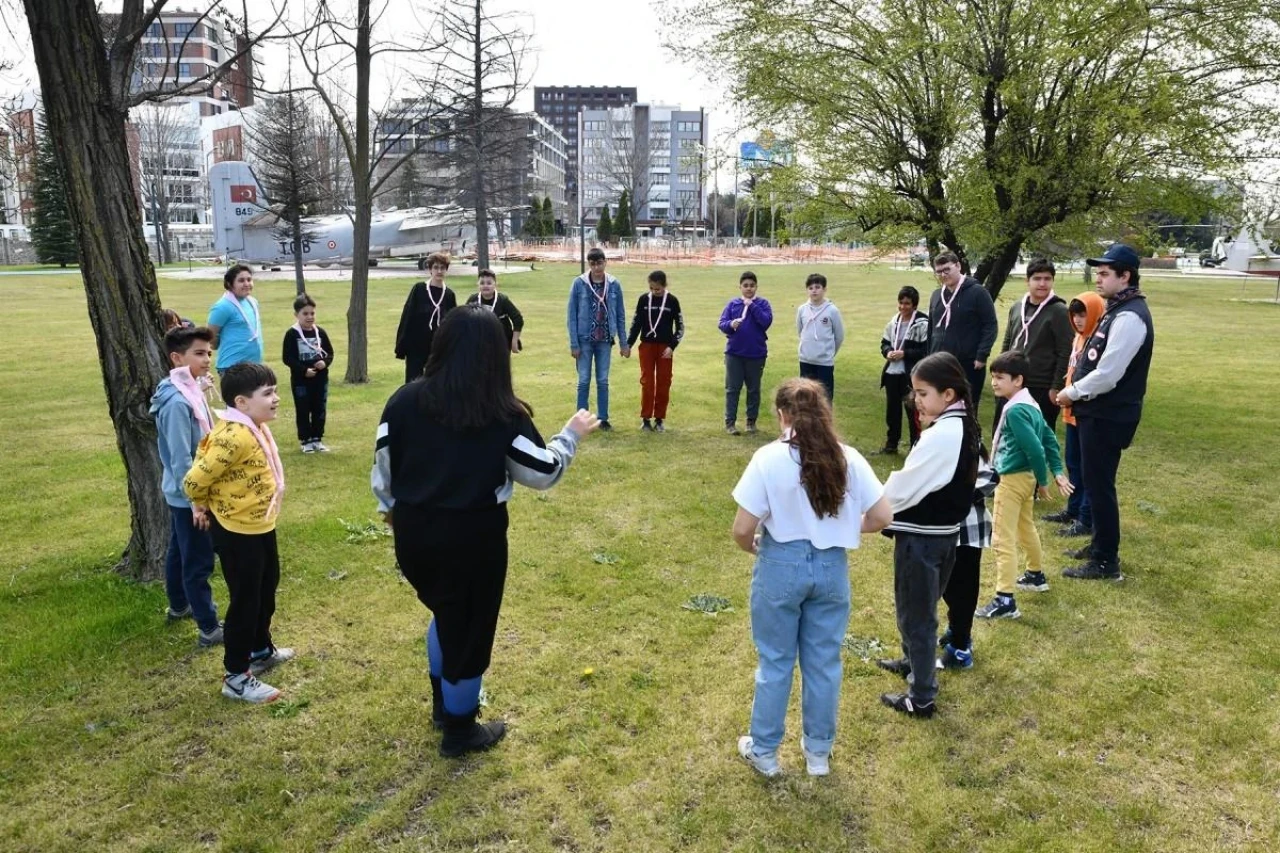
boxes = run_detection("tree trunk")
[23,0,170,581]
[344,0,373,384]
[974,239,1023,300]
[471,0,490,270]
[292,220,306,295]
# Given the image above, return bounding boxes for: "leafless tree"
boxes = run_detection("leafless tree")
[594,108,659,226]
[134,101,204,263]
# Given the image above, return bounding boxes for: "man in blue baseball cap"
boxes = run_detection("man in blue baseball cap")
[1056,244,1154,581]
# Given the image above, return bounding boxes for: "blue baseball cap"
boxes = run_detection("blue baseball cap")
[1086,244,1141,269]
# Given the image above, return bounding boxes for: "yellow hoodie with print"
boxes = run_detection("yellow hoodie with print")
[183,420,280,534]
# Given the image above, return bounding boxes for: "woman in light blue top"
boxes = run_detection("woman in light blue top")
[207,264,265,371]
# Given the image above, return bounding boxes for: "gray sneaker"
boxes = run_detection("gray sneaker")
[197,623,224,647]
[800,736,830,777]
[166,604,192,621]
[737,735,781,777]
[249,647,296,676]
[222,672,281,704]
[313,441,330,452]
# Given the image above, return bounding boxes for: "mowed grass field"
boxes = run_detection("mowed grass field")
[0,263,1277,852]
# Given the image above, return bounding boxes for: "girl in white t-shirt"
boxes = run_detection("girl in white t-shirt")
[731,378,892,777]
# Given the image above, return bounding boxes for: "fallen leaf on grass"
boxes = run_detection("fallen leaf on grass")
[681,594,733,614]
[842,635,888,661]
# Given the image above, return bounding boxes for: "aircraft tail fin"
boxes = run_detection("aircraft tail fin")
[209,161,266,261]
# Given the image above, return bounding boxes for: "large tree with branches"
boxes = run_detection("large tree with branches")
[17,0,282,579]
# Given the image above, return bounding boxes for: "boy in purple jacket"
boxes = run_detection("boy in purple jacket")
[719,270,773,434]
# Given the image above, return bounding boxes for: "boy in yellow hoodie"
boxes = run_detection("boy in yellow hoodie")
[184,362,294,703]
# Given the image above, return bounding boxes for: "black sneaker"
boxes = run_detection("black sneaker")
[876,657,911,677]
[880,692,935,718]
[725,422,740,435]
[1064,544,1092,560]
[938,627,952,649]
[641,419,653,431]
[1016,571,1049,592]
[1056,520,1093,537]
[598,420,613,432]
[745,421,758,434]
[1041,509,1075,524]
[975,596,1021,619]
[654,419,665,433]
[1063,559,1123,581]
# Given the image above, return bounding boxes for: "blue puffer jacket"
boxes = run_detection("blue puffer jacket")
[566,273,627,349]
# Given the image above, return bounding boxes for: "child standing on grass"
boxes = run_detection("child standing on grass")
[876,352,980,718]
[150,326,222,647]
[796,273,844,401]
[627,270,684,433]
[732,378,891,776]
[976,351,1072,620]
[466,269,524,353]
[719,270,773,435]
[282,293,335,454]
[875,285,931,454]
[937,453,997,670]
[184,362,295,704]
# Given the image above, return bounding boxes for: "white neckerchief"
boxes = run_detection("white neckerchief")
[802,300,830,339]
[645,289,669,337]
[221,291,261,342]
[739,297,753,321]
[216,406,286,520]
[424,281,447,329]
[478,289,499,312]
[891,310,917,351]
[588,275,610,313]
[1012,292,1055,350]
[938,282,961,329]
[990,388,1036,457]
[291,323,327,359]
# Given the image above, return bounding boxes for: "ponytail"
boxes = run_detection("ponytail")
[775,378,846,518]
[911,352,981,482]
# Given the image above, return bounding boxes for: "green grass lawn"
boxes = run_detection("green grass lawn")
[1,264,1277,852]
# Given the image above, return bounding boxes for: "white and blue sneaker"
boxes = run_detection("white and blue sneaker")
[737,735,782,778]
[975,596,1021,620]
[1016,571,1050,592]
[222,671,281,704]
[937,643,974,670]
[800,736,830,777]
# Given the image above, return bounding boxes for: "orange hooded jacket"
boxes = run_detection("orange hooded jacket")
[1060,291,1106,426]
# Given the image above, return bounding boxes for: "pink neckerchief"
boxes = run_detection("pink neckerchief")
[938,282,961,329]
[291,323,327,359]
[990,388,1036,457]
[424,281,447,330]
[220,291,261,341]
[802,300,830,339]
[645,289,669,337]
[1011,292,1055,349]
[739,297,753,321]
[169,366,214,434]
[217,407,286,519]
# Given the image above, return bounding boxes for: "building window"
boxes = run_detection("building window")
[147,22,162,36]
[175,23,194,37]
[677,121,702,133]
[211,48,220,63]
[678,172,697,184]
[145,43,165,57]
[178,63,193,77]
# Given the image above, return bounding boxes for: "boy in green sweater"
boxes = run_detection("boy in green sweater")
[977,351,1072,619]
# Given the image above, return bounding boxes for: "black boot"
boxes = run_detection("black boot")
[439,709,506,758]
[430,676,444,730]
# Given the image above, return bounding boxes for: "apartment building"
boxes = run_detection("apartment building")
[533,86,636,220]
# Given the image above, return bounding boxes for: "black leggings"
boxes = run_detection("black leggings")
[942,545,982,650]
[210,520,279,675]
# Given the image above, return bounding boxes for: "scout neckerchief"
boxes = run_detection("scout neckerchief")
[169,365,214,434]
[1011,291,1055,350]
[424,280,447,329]
[645,289,669,338]
[589,275,610,314]
[801,300,831,340]
[891,309,917,352]
[477,288,499,312]
[221,291,261,342]
[217,406,286,520]
[938,281,961,329]
[739,296,753,322]
[989,388,1036,458]
[291,323,328,360]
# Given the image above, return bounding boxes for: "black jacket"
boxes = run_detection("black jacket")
[999,294,1074,391]
[929,277,999,365]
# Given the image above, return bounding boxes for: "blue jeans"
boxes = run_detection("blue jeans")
[1064,422,1092,528]
[164,505,219,632]
[747,531,851,756]
[575,340,613,421]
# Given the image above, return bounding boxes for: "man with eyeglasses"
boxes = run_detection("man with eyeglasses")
[567,248,630,430]
[927,251,999,413]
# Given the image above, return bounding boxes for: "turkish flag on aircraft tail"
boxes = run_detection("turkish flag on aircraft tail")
[230,185,257,204]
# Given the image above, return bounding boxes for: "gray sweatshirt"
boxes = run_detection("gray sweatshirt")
[796,300,845,366]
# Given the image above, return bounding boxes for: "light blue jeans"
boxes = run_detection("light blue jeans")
[575,339,613,421]
[747,531,851,756]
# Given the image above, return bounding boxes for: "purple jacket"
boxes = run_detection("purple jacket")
[719,297,773,359]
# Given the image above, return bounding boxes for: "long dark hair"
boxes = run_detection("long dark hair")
[910,352,980,480]
[775,378,846,518]
[416,305,531,428]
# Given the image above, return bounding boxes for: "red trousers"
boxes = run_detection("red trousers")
[638,341,673,419]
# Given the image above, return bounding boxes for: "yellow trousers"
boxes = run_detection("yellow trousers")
[992,471,1043,594]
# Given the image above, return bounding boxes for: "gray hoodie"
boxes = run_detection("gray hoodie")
[149,378,210,508]
[796,299,845,366]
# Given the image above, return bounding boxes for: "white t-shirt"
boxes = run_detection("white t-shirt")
[732,440,884,550]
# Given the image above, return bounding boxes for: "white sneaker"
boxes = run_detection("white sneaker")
[222,672,281,704]
[301,442,316,453]
[313,441,330,452]
[800,736,830,776]
[737,735,782,777]
[249,646,296,676]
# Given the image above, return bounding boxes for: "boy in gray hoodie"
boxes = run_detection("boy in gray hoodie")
[149,326,222,646]
[796,273,845,400]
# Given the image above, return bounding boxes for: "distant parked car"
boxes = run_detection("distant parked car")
[1199,250,1223,268]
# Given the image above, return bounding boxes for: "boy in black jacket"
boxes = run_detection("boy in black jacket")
[992,257,1074,431]
[282,293,336,452]
[876,285,931,454]
[465,269,524,353]
[627,270,684,432]
[928,251,999,413]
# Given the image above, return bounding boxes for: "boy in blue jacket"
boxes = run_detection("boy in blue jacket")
[567,248,629,430]
[149,326,222,646]
[977,351,1072,619]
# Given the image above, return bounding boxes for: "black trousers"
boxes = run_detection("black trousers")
[393,503,509,682]
[1077,415,1139,564]
[942,545,982,649]
[966,364,986,416]
[799,361,835,400]
[291,378,328,443]
[210,519,279,675]
[991,386,1061,436]
[882,372,919,449]
[404,353,429,385]
[894,533,956,704]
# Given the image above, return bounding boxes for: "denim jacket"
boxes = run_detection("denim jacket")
[567,273,627,350]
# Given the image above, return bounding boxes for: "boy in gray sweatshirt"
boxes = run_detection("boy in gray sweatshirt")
[795,273,845,400]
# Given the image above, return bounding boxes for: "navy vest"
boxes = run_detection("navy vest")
[1072,296,1154,422]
